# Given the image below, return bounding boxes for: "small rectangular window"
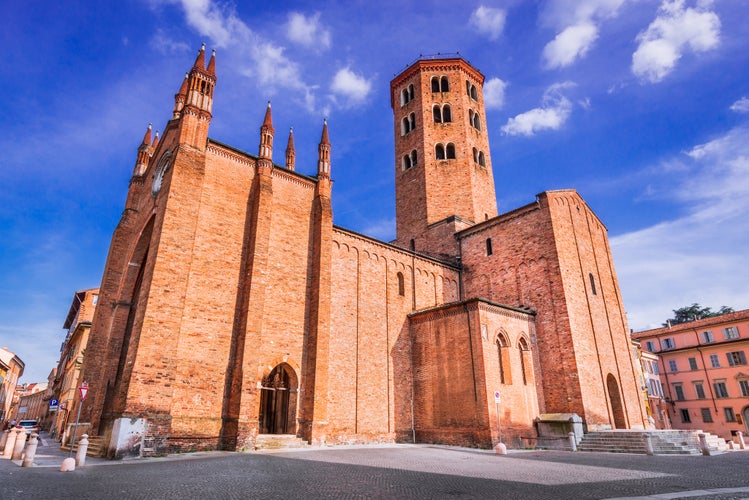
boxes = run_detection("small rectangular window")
[724,407,736,422]
[726,351,747,366]
[688,357,698,370]
[674,384,685,401]
[645,340,655,351]
[680,409,691,423]
[701,330,713,343]
[92,294,99,306]
[710,354,720,368]
[701,408,713,423]
[486,238,493,256]
[662,338,675,350]
[714,382,729,398]
[668,359,678,372]
[723,326,739,339]
[739,380,749,397]
[695,383,706,399]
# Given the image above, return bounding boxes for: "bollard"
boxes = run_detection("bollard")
[698,433,710,456]
[22,433,39,467]
[11,430,28,461]
[75,434,89,467]
[60,457,76,472]
[0,429,8,450]
[3,428,19,458]
[738,432,745,450]
[644,434,654,455]
[728,441,735,450]
[494,442,507,455]
[568,432,577,452]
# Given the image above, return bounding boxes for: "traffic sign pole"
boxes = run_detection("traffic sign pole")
[494,391,502,446]
[69,381,88,457]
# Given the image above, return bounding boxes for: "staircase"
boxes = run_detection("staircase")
[578,430,729,455]
[60,435,106,457]
[254,434,308,450]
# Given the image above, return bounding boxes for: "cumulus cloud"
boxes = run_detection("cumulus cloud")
[469,6,506,40]
[611,126,749,329]
[150,29,191,54]
[331,67,372,106]
[632,0,721,83]
[285,12,331,50]
[483,77,507,109]
[730,97,749,113]
[501,82,574,136]
[541,0,626,68]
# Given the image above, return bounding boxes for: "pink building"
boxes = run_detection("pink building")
[632,309,749,441]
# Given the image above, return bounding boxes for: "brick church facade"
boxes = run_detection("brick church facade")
[79,47,647,458]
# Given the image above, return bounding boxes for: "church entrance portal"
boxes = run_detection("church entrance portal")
[607,374,627,429]
[259,364,298,435]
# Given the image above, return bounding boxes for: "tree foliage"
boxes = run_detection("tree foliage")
[663,303,734,326]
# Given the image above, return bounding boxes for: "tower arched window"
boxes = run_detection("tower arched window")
[431,76,440,93]
[470,85,478,100]
[403,154,412,170]
[408,84,414,101]
[442,104,452,123]
[401,84,415,106]
[473,147,478,163]
[466,80,471,95]
[446,143,456,159]
[496,333,510,384]
[397,272,405,296]
[440,76,449,92]
[401,117,409,136]
[409,112,416,131]
[473,113,481,131]
[435,143,446,160]
[401,89,408,107]
[469,109,474,125]
[478,151,486,166]
[411,149,418,167]
[433,105,442,123]
[518,337,531,385]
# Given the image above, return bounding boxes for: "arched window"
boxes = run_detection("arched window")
[411,150,418,167]
[473,147,478,163]
[401,89,408,106]
[473,113,481,131]
[496,333,511,384]
[433,105,442,123]
[486,238,493,256]
[431,76,440,93]
[466,80,471,95]
[442,104,452,122]
[409,112,416,131]
[446,143,456,159]
[408,84,414,102]
[589,273,597,295]
[397,272,405,296]
[469,109,474,125]
[403,154,412,170]
[518,337,531,385]
[478,151,486,167]
[401,117,409,136]
[470,85,478,100]
[435,143,445,160]
[440,76,449,92]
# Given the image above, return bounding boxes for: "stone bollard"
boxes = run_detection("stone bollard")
[75,434,89,467]
[728,441,735,450]
[568,432,577,452]
[22,433,39,467]
[60,457,76,472]
[698,433,710,456]
[738,432,746,450]
[11,430,28,461]
[494,442,508,455]
[644,434,654,456]
[3,428,19,458]
[0,429,8,450]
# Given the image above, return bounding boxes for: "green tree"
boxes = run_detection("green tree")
[664,303,734,326]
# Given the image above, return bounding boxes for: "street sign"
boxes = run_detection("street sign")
[79,381,89,401]
[494,391,501,404]
[49,399,59,412]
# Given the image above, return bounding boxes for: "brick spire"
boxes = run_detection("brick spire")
[193,43,206,71]
[258,101,274,161]
[151,130,160,150]
[133,123,154,177]
[206,49,216,76]
[285,127,295,171]
[141,123,152,146]
[317,119,330,179]
[172,73,189,119]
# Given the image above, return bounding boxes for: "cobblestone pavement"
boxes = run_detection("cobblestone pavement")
[2,442,748,499]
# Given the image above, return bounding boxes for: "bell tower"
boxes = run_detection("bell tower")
[390,56,497,259]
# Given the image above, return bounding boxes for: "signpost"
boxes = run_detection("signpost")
[49,399,59,412]
[69,381,88,457]
[494,390,503,448]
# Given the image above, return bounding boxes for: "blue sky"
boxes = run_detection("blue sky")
[2,0,748,383]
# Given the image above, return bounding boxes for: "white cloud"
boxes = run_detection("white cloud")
[469,6,506,40]
[483,77,507,109]
[611,126,749,329]
[501,82,574,136]
[362,218,396,242]
[730,97,749,113]
[285,12,331,50]
[543,22,599,69]
[150,29,190,54]
[331,67,372,107]
[632,0,720,83]
[541,0,626,68]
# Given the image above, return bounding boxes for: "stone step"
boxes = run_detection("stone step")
[254,434,308,450]
[60,435,106,457]
[578,430,728,455]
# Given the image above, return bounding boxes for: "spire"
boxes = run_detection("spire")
[206,49,216,76]
[193,43,206,71]
[141,123,152,146]
[285,127,296,171]
[317,119,331,179]
[172,73,189,120]
[152,130,160,149]
[133,123,155,177]
[258,101,274,161]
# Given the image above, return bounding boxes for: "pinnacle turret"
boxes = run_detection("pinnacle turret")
[258,101,274,161]
[317,119,330,179]
[285,127,296,171]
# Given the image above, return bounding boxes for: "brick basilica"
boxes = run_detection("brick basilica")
[79,46,647,458]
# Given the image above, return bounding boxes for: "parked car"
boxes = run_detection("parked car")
[18,420,40,435]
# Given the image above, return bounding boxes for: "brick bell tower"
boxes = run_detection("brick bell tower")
[390,56,498,260]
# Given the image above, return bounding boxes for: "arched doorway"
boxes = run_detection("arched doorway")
[259,364,298,435]
[606,374,627,429]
